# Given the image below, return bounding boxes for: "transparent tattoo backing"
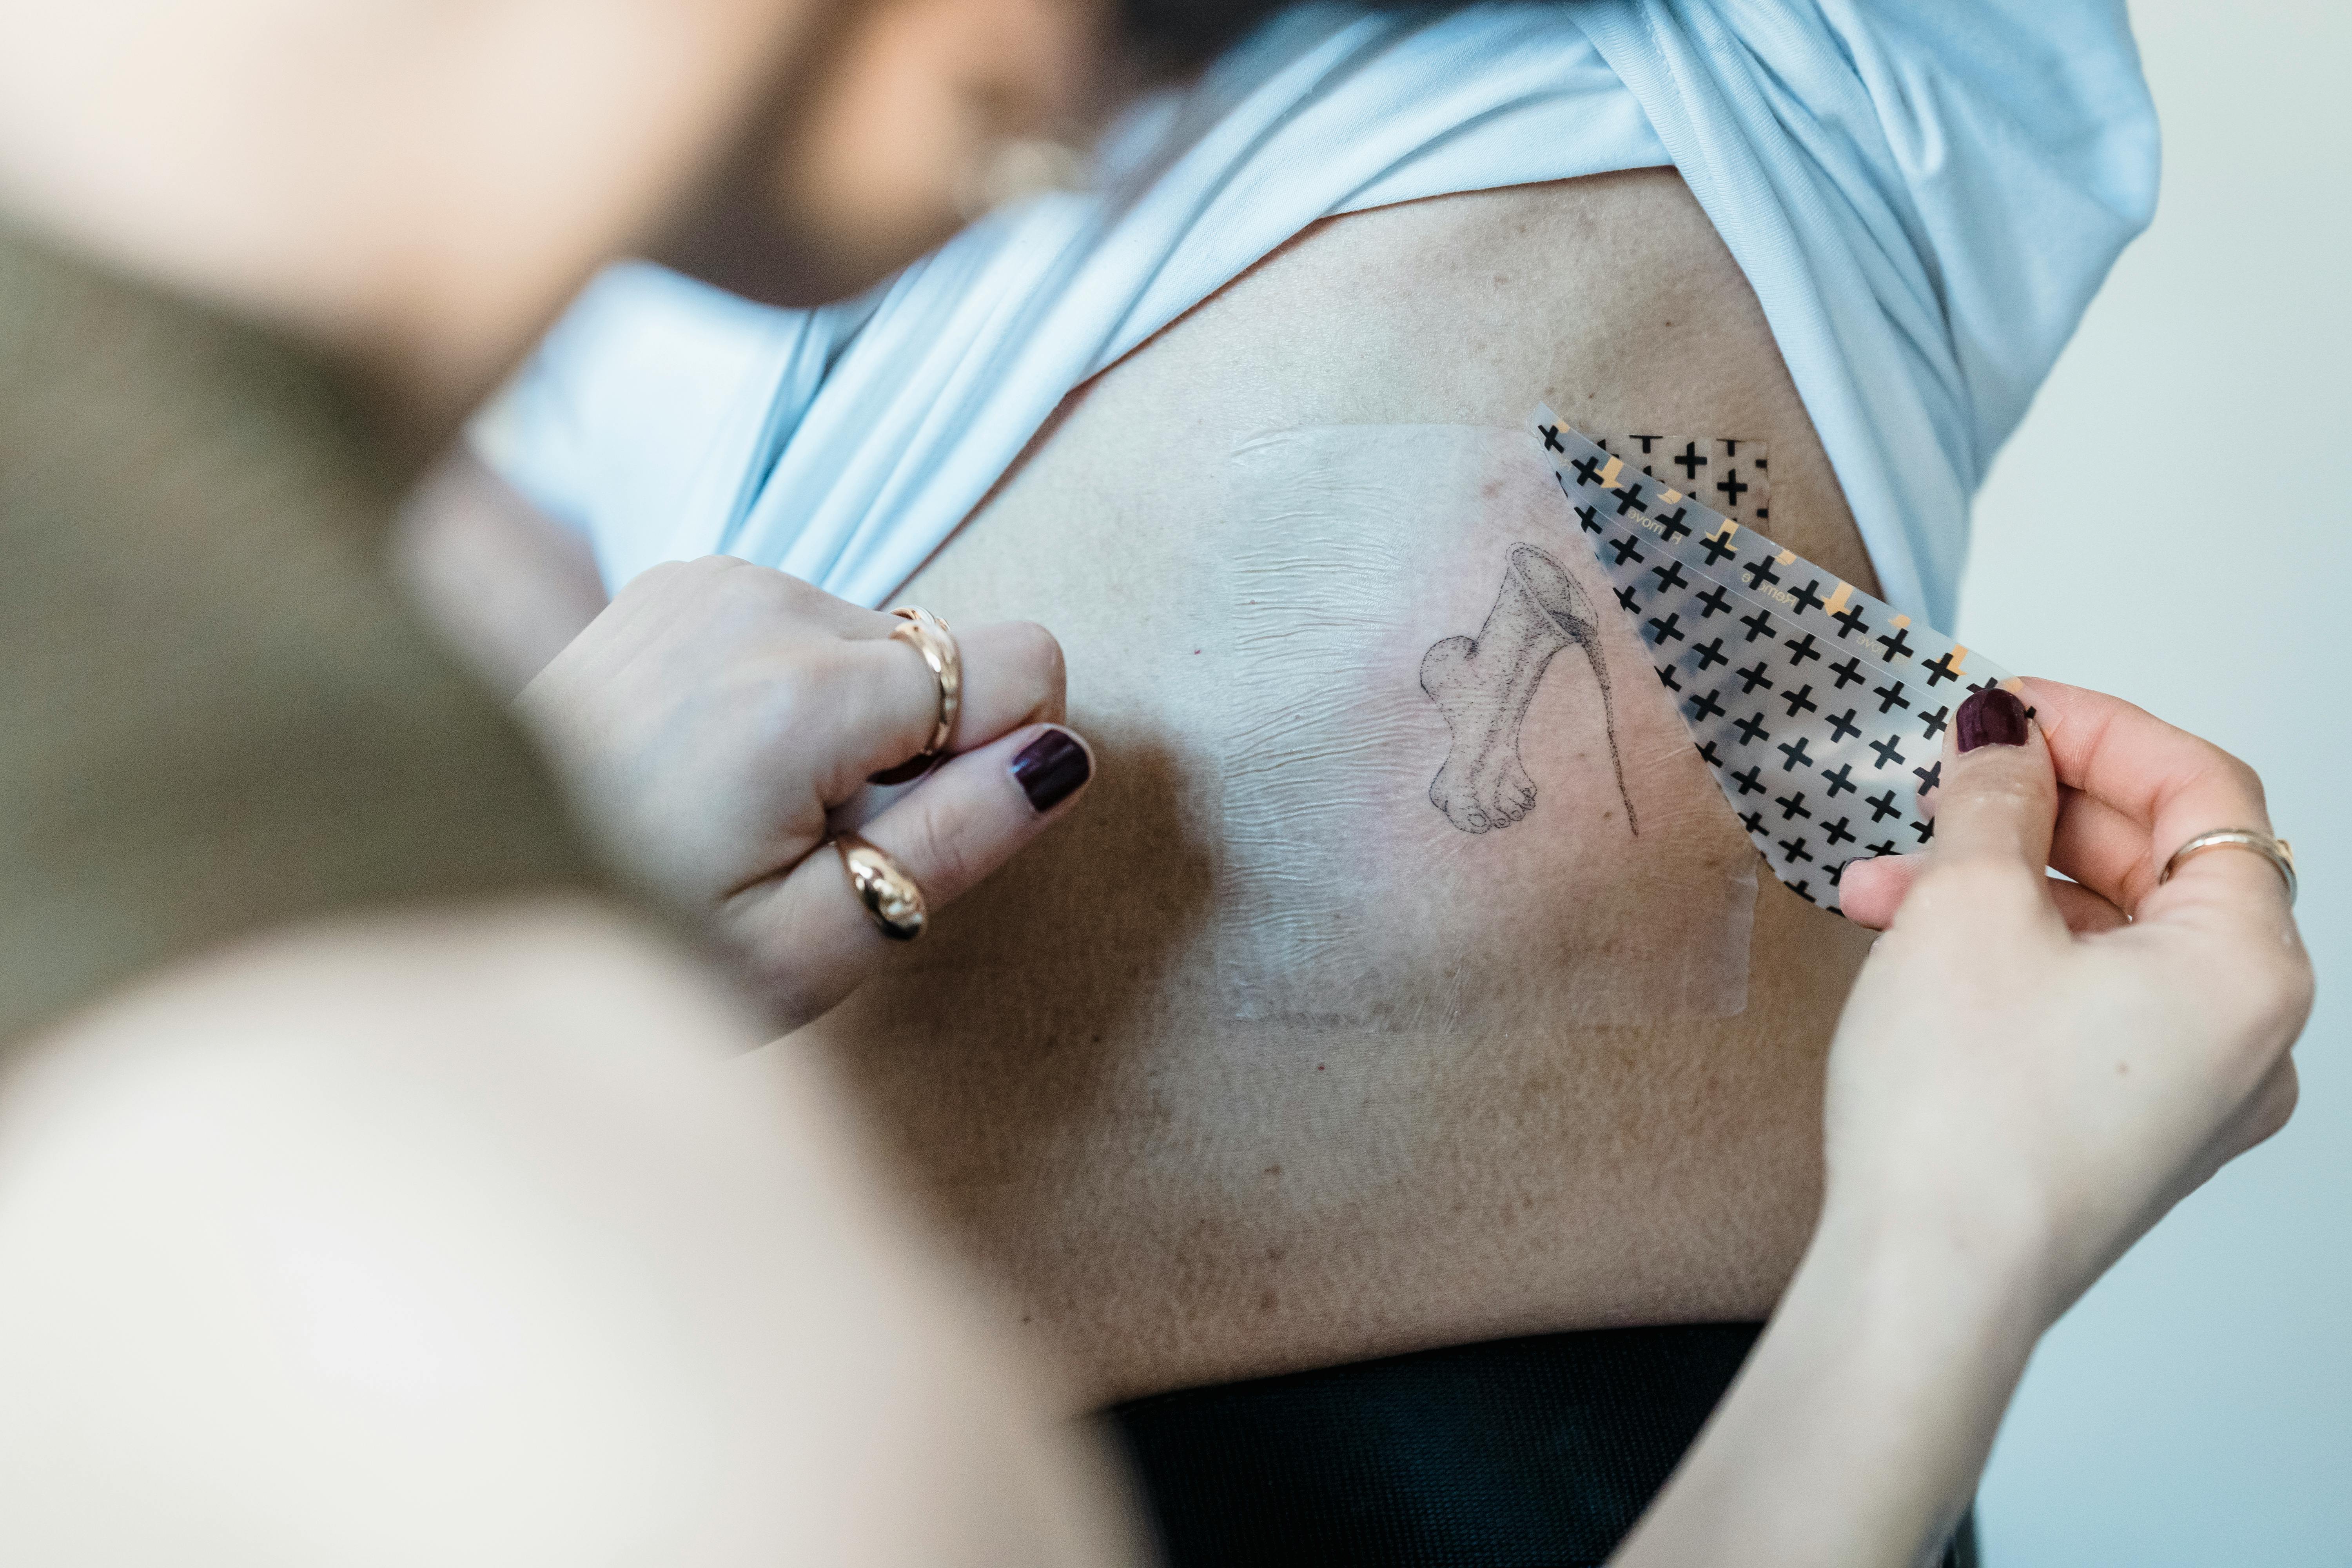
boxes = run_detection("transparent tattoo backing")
[1534,407,2021,914]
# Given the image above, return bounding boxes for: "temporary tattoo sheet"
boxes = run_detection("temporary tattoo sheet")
[1533,407,2020,914]
[1593,435,1770,531]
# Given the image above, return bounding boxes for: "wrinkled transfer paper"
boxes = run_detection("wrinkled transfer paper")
[1535,408,2020,914]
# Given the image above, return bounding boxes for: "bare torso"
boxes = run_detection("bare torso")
[780,169,1880,1404]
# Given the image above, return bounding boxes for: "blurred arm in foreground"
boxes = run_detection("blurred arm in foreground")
[0,0,1136,1563]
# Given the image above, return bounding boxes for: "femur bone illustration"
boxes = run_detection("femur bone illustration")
[1420,543,1637,836]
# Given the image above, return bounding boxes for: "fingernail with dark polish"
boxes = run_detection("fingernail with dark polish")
[1011,728,1091,813]
[1955,687,2028,752]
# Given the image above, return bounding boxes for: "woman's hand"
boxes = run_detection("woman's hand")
[1831,679,2309,1324]
[1613,679,2311,1567]
[517,555,1095,1030]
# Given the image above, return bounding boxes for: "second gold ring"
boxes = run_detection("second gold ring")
[870,606,961,786]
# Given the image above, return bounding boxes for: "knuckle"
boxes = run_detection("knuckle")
[2247,944,2318,1036]
[1953,767,2050,816]
[900,805,987,900]
[1004,621,1067,706]
[2256,1062,2301,1143]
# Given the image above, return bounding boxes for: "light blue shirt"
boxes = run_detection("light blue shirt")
[487,0,2157,630]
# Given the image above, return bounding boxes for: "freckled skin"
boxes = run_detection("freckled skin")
[779,169,1880,1404]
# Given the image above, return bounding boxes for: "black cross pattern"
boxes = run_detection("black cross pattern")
[1535,412,2013,919]
[1913,760,1942,794]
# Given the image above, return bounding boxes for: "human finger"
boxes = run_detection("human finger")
[718,723,1096,1029]
[1832,853,1913,929]
[817,619,1069,801]
[1839,853,2124,934]
[1907,686,2058,885]
[2018,679,2284,923]
[2045,786,2160,913]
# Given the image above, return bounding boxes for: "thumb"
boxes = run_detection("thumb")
[1927,685,2055,870]
[717,723,1096,1029]
[1887,685,2069,939]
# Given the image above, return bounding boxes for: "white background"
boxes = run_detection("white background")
[1959,0,2351,1559]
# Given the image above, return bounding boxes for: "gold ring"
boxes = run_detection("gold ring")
[835,831,927,942]
[869,607,962,786]
[2159,828,2296,907]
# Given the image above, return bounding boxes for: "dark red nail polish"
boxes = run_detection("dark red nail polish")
[1955,687,2028,752]
[1011,728,1091,813]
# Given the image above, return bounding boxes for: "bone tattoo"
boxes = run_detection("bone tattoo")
[1421,543,1638,836]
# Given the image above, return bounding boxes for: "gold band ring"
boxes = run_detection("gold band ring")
[835,831,928,942]
[869,607,962,786]
[2159,828,2297,907]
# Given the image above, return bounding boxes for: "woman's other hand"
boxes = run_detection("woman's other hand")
[1831,678,2310,1330]
[517,555,1094,1031]
[1613,681,2310,1566]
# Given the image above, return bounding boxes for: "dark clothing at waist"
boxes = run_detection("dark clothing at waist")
[1109,1324,1978,1568]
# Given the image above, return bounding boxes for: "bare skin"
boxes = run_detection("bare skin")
[785,168,1884,1402]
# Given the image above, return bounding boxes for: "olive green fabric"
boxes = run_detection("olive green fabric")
[0,231,606,1045]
